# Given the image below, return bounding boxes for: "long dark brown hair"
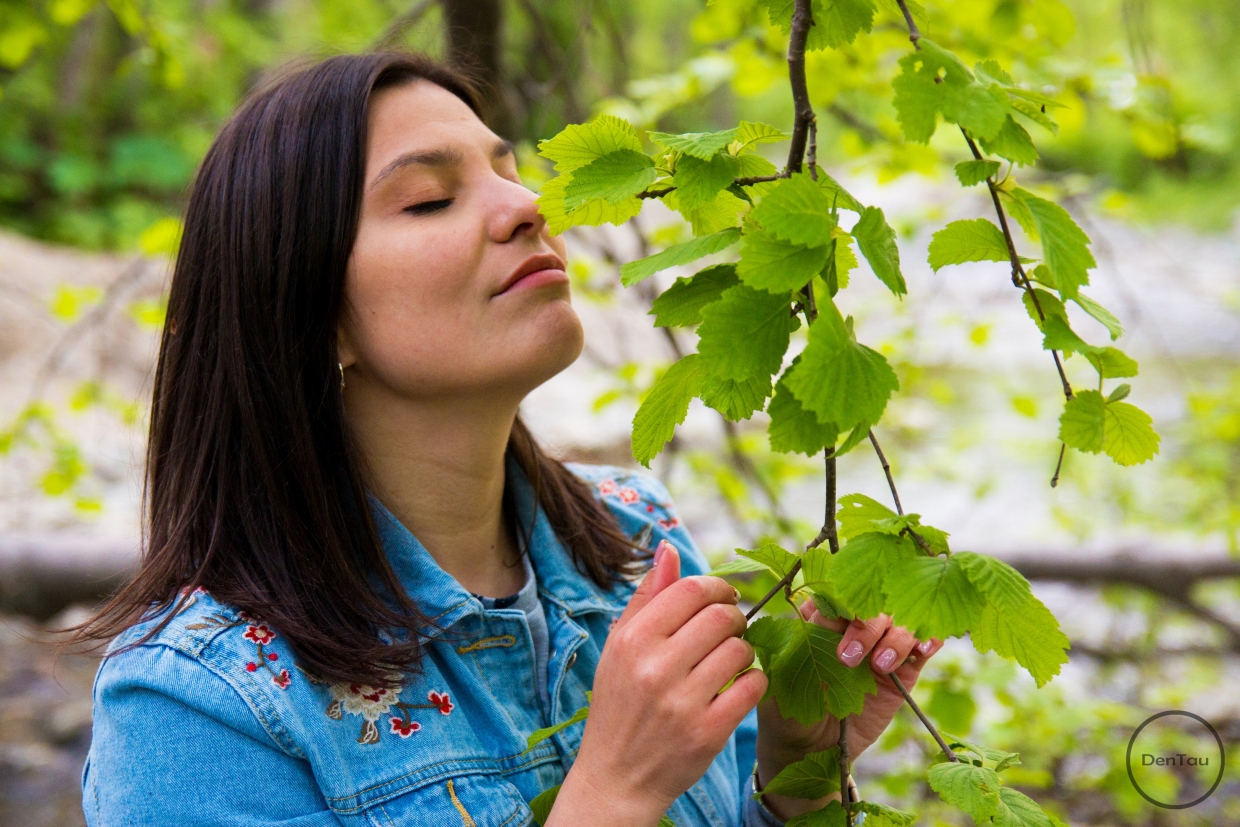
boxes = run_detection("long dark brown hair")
[69,52,646,688]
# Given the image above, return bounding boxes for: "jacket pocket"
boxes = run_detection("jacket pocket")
[360,773,531,827]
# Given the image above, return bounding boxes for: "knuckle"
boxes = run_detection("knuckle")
[677,576,708,602]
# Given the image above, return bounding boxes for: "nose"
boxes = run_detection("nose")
[487,175,547,244]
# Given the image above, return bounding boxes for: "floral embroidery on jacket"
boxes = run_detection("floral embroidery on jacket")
[320,680,456,745]
[180,593,292,691]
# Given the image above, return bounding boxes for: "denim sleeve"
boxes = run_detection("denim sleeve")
[84,642,340,827]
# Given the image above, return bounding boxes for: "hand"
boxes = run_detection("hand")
[754,600,944,820]
[549,540,768,827]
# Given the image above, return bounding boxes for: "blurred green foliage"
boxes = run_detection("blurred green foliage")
[3,0,1240,251]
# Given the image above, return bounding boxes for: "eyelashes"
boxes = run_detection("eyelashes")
[404,198,453,216]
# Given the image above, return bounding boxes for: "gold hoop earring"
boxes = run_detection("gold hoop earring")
[338,363,346,390]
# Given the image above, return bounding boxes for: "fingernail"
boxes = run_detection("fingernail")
[840,641,864,667]
[875,648,897,672]
[652,539,670,568]
[918,639,934,654]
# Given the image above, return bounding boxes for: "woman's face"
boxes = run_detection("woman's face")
[339,79,581,406]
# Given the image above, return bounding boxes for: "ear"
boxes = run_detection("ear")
[336,320,357,371]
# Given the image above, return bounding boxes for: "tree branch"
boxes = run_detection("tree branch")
[868,429,903,516]
[838,717,853,826]
[890,673,958,761]
[783,0,816,174]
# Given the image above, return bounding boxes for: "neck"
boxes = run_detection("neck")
[345,383,527,599]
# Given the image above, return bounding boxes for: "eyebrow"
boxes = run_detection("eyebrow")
[367,138,516,192]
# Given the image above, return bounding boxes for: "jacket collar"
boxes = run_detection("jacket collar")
[371,453,635,636]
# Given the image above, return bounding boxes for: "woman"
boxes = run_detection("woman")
[77,52,941,826]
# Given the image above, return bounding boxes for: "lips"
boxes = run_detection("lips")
[495,252,567,296]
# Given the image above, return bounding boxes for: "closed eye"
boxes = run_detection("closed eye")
[405,198,453,216]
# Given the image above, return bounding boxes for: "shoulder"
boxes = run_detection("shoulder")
[95,589,303,755]
[564,462,710,577]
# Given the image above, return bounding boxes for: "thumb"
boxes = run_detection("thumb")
[615,539,681,629]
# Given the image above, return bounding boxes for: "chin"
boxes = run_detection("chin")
[510,300,584,389]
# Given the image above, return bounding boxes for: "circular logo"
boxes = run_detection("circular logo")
[1125,710,1225,809]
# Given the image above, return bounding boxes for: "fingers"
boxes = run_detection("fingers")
[706,667,767,731]
[636,575,740,640]
[670,601,747,669]
[868,624,920,675]
[836,615,892,667]
[891,637,943,688]
[688,635,756,696]
[613,540,681,631]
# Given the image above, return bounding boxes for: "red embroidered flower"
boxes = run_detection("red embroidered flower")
[267,652,279,661]
[646,504,655,512]
[618,487,640,504]
[658,517,682,529]
[427,691,454,715]
[245,662,258,672]
[243,624,277,645]
[598,479,618,496]
[390,717,420,737]
[272,669,291,690]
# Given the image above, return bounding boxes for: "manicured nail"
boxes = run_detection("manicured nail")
[652,539,670,568]
[918,639,935,654]
[875,648,897,672]
[840,641,864,667]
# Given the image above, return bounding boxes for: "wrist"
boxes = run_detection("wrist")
[548,755,670,827]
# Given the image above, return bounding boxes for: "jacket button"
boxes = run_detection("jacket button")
[565,652,577,670]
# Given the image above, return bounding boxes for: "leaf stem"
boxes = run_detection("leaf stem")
[894,0,921,48]
[889,673,958,762]
[1050,442,1066,488]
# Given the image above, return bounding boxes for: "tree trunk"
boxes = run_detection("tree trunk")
[439,0,511,137]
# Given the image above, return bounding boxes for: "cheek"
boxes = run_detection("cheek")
[345,226,482,384]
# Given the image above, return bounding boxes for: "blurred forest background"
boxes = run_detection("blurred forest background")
[0,0,1238,824]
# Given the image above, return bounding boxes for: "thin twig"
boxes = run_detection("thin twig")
[867,429,903,515]
[1050,443,1066,488]
[745,560,802,621]
[894,0,921,47]
[889,673,958,762]
[838,717,853,827]
[824,452,839,554]
[783,0,815,174]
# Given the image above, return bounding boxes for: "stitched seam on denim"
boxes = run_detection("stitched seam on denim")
[324,749,560,809]
[446,780,477,827]
[193,638,303,758]
[686,777,727,827]
[496,805,529,827]
[455,634,517,654]
[367,801,395,827]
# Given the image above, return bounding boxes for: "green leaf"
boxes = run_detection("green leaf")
[928,761,1003,822]
[1059,389,1159,465]
[1084,347,1139,379]
[836,493,896,542]
[737,121,791,148]
[674,153,741,209]
[852,800,916,827]
[826,532,918,619]
[697,284,796,381]
[883,554,986,639]
[816,173,865,213]
[563,150,657,211]
[852,207,906,296]
[666,187,748,235]
[761,747,842,799]
[711,556,773,576]
[928,219,1010,271]
[970,593,1070,687]
[952,551,1033,613]
[979,116,1038,166]
[1010,96,1060,135]
[537,173,643,234]
[994,787,1063,827]
[1071,292,1124,340]
[1010,188,1095,298]
[892,39,1011,144]
[525,696,591,752]
[530,785,560,825]
[1000,189,1039,242]
[648,128,738,160]
[785,299,899,431]
[768,369,840,456]
[785,801,847,827]
[701,374,772,420]
[745,617,878,724]
[799,545,836,591]
[1107,383,1131,403]
[650,264,740,328]
[1042,316,1139,379]
[621,229,742,287]
[737,542,800,579]
[1021,287,1069,331]
[945,737,1022,772]
[751,173,838,248]
[538,115,642,172]
[738,228,832,293]
[758,0,876,51]
[955,159,1001,186]
[631,355,705,467]
[833,422,872,457]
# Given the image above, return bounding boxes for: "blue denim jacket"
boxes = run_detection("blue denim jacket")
[82,458,787,826]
